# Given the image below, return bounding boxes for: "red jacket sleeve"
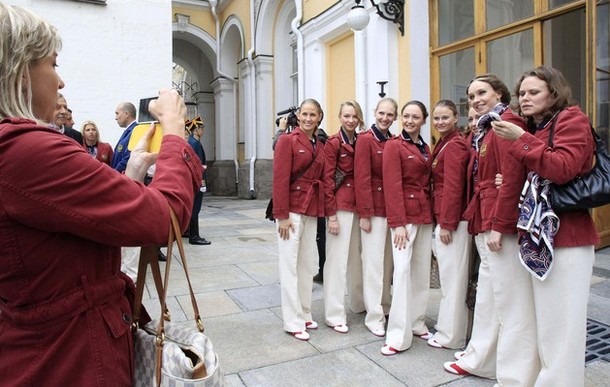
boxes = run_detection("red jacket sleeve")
[323,136,340,216]
[355,133,374,218]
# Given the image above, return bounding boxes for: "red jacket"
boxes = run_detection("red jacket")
[431,130,470,230]
[382,134,433,228]
[97,141,114,165]
[355,129,391,218]
[464,109,527,235]
[0,118,202,386]
[323,131,356,215]
[510,106,599,247]
[272,127,325,219]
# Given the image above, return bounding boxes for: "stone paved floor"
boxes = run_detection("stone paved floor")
[141,196,610,386]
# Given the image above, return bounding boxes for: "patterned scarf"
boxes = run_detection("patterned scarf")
[517,171,560,281]
[471,103,507,176]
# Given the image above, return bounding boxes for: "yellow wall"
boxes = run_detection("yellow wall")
[303,0,336,23]
[172,3,252,52]
[173,5,217,39]
[220,0,252,52]
[397,7,410,110]
[326,33,355,134]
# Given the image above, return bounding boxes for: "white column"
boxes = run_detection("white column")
[210,77,236,161]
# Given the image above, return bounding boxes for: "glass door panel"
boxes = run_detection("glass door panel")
[486,0,534,30]
[543,9,586,106]
[486,30,535,93]
[438,0,474,45]
[439,47,476,129]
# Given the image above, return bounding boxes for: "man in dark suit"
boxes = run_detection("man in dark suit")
[53,94,83,144]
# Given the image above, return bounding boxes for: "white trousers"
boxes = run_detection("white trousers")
[323,210,363,326]
[531,245,594,387]
[121,246,141,284]
[360,216,393,331]
[385,223,433,350]
[432,221,472,349]
[277,212,318,332]
[458,232,539,386]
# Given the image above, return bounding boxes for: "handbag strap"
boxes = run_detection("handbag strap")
[548,112,602,157]
[132,209,205,333]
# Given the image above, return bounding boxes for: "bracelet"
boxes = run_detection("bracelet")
[327,217,338,222]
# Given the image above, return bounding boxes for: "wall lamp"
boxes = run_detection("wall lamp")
[347,0,405,36]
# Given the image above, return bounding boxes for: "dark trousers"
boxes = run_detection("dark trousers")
[316,217,326,275]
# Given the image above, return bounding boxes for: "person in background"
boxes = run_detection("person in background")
[323,100,366,334]
[380,100,433,355]
[492,66,598,386]
[0,4,202,385]
[444,74,539,387]
[53,94,83,144]
[81,120,113,166]
[465,106,481,137]
[427,100,472,350]
[65,108,75,129]
[273,99,325,341]
[111,101,138,173]
[354,97,397,338]
[185,116,211,245]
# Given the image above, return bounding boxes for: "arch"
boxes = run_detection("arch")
[220,15,245,78]
[256,0,290,55]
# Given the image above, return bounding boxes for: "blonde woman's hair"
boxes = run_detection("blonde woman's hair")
[0,4,62,121]
[339,100,366,131]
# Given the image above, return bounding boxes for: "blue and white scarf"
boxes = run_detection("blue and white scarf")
[517,171,560,281]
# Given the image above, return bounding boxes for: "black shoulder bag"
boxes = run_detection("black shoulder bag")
[549,116,610,212]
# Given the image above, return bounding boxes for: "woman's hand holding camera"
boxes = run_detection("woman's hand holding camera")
[148,88,187,139]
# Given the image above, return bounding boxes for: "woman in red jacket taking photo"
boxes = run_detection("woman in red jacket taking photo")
[273,99,325,341]
[380,100,434,356]
[492,66,598,387]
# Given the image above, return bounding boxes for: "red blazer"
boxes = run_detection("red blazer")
[323,131,356,215]
[0,118,202,385]
[96,141,114,165]
[431,130,470,230]
[510,106,599,247]
[383,135,433,228]
[464,109,527,235]
[272,127,325,219]
[355,129,390,218]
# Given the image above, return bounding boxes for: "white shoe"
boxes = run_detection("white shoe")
[417,332,433,340]
[332,324,349,334]
[454,350,466,360]
[427,337,444,348]
[291,331,310,341]
[370,328,385,337]
[305,321,318,330]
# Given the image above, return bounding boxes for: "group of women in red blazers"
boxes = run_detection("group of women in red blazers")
[273,66,597,387]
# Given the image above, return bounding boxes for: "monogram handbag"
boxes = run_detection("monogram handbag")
[548,118,610,212]
[133,211,223,387]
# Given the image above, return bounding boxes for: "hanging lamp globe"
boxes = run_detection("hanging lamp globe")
[347,1,370,32]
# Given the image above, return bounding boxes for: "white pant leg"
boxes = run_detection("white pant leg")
[410,223,434,335]
[346,212,365,314]
[360,216,389,331]
[432,221,472,348]
[486,232,539,387]
[457,233,498,379]
[121,246,141,284]
[382,231,394,315]
[278,212,318,332]
[532,245,594,387]
[324,210,358,326]
[385,224,417,351]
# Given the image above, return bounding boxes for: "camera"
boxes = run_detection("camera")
[275,106,298,132]
[138,97,158,123]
